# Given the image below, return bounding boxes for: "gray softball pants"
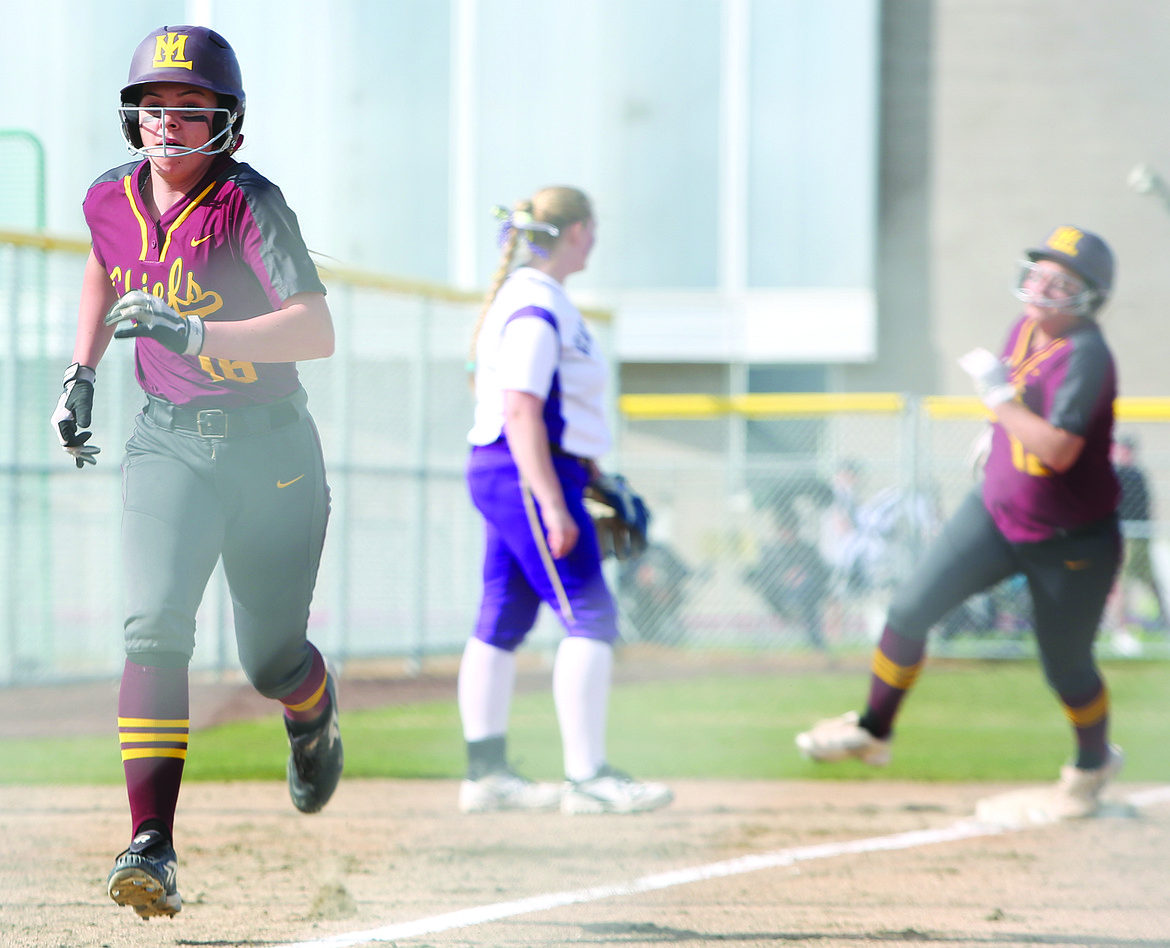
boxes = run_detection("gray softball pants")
[119,396,330,700]
[887,488,1121,696]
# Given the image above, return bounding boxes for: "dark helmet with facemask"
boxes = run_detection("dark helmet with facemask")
[119,25,246,157]
[1014,225,1114,317]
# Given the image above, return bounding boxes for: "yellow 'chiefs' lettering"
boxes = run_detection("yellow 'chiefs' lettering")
[1009,434,1051,477]
[165,263,224,319]
[153,33,195,70]
[110,258,224,320]
[108,267,154,294]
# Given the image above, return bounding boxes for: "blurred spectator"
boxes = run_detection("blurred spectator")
[745,503,831,651]
[618,543,692,646]
[820,460,942,597]
[819,460,863,593]
[1108,434,1167,630]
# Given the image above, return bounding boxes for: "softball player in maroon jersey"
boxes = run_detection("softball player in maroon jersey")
[49,26,342,918]
[458,187,672,815]
[797,226,1124,819]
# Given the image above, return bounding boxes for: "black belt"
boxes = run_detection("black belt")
[145,390,306,439]
[1044,513,1120,542]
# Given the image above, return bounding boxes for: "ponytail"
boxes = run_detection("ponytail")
[467,199,532,376]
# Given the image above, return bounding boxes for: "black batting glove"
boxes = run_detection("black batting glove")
[50,362,100,468]
[104,289,205,356]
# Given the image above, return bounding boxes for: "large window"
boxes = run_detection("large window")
[463,0,877,295]
[748,0,878,288]
[10,0,878,311]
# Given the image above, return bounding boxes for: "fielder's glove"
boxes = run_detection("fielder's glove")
[50,362,100,468]
[584,473,651,562]
[958,348,1016,408]
[104,289,205,356]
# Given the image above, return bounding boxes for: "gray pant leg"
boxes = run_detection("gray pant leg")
[886,488,1018,640]
[1020,522,1121,694]
[217,417,331,699]
[121,418,224,659]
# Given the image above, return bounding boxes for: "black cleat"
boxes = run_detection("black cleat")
[107,828,181,919]
[285,669,343,813]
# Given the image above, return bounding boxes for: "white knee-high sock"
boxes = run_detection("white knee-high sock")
[457,638,517,741]
[553,636,613,781]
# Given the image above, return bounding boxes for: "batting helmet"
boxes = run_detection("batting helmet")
[1023,225,1114,314]
[119,26,246,157]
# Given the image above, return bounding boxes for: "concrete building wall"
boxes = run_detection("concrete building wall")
[923,0,1170,398]
[841,0,935,395]
[622,0,1170,456]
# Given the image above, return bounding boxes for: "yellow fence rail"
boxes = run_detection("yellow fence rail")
[621,391,1170,422]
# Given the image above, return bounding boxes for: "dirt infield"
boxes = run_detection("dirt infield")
[2,777,1168,948]
[3,654,1169,946]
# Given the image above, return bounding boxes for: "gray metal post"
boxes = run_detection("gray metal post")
[408,298,432,674]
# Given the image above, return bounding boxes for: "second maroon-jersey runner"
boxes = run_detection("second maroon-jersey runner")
[795,225,1124,823]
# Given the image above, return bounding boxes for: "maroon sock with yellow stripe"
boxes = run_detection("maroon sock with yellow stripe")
[859,625,926,739]
[281,644,331,725]
[1060,678,1110,770]
[118,660,189,840]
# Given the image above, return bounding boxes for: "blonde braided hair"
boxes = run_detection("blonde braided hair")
[468,187,593,375]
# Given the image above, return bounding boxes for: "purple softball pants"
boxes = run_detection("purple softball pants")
[467,442,619,651]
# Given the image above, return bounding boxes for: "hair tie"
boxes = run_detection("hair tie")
[491,205,560,258]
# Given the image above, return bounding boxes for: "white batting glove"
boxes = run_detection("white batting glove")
[958,348,1016,408]
[104,290,205,356]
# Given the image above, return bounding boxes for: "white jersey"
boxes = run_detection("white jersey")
[468,267,611,459]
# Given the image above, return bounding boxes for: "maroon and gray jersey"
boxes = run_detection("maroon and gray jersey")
[83,155,326,407]
[982,314,1119,543]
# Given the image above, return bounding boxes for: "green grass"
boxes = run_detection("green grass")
[2,660,1168,785]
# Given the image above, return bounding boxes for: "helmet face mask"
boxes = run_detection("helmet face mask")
[1012,259,1097,317]
[119,103,241,158]
[119,26,245,158]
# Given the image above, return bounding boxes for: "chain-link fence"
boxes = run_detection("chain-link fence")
[3,230,1169,684]
[1,231,496,683]
[615,394,1170,661]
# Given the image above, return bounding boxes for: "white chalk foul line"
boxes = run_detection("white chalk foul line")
[272,785,1170,948]
[271,820,996,948]
[1125,784,1170,808]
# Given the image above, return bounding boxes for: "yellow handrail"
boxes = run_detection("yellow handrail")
[0,226,611,321]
